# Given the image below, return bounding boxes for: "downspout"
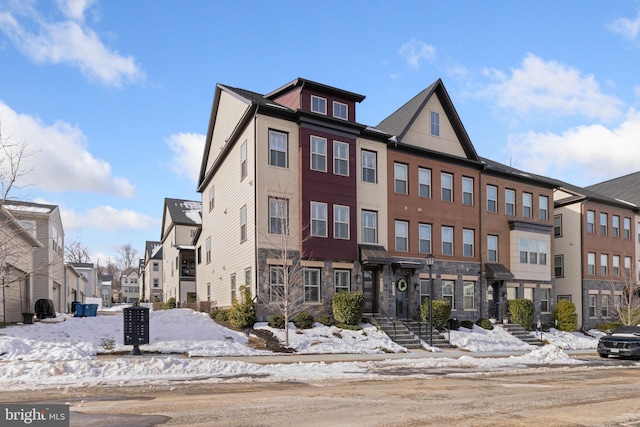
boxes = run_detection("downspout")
[479,165,485,319]
[252,107,259,301]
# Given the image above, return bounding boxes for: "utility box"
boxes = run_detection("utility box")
[123,306,149,355]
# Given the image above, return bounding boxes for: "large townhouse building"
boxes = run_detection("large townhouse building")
[161,198,201,305]
[120,267,140,304]
[195,77,558,325]
[140,240,163,302]
[4,200,65,314]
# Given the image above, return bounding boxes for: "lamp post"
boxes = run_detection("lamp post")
[425,253,435,347]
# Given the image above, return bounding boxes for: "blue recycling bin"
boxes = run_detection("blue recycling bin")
[74,303,85,317]
[85,304,98,317]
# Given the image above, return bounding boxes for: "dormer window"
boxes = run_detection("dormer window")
[311,96,327,115]
[333,101,348,120]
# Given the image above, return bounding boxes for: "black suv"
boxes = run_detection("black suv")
[597,325,640,359]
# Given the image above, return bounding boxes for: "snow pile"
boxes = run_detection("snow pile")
[535,328,599,350]
[448,324,535,352]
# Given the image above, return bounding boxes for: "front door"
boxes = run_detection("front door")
[363,268,378,314]
[396,275,409,319]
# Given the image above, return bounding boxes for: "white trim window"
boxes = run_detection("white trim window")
[539,195,549,221]
[333,141,349,176]
[395,220,409,252]
[487,185,497,213]
[394,163,408,194]
[612,215,620,238]
[206,237,211,264]
[208,186,215,212]
[334,270,350,293]
[334,205,350,239]
[419,223,431,254]
[311,95,327,114]
[240,205,247,242]
[419,167,431,198]
[430,111,440,136]
[268,197,288,235]
[311,202,328,237]
[462,177,473,205]
[487,235,498,262]
[541,288,550,313]
[333,101,348,120]
[463,229,474,257]
[601,253,608,276]
[270,266,284,301]
[442,280,454,309]
[441,173,453,202]
[269,130,288,168]
[442,226,454,256]
[523,192,532,218]
[463,282,475,310]
[505,189,515,216]
[310,136,327,172]
[362,210,377,243]
[241,140,248,179]
[304,268,321,302]
[361,150,376,183]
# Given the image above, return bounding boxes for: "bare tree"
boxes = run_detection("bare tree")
[116,242,140,271]
[65,237,91,263]
[611,266,640,325]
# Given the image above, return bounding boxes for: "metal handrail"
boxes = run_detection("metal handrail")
[376,305,396,340]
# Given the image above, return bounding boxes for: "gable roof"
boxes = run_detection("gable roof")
[145,241,163,260]
[480,157,558,188]
[121,267,137,277]
[586,171,640,207]
[265,77,366,103]
[553,178,637,210]
[375,79,479,161]
[163,198,202,227]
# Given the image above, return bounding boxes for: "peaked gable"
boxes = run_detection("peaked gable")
[376,79,479,161]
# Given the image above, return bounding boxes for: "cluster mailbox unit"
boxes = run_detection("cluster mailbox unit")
[123,306,149,356]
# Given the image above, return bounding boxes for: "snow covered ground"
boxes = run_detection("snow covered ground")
[0,306,602,391]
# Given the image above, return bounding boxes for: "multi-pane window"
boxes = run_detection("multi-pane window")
[587,210,595,233]
[153,278,159,288]
[528,240,538,264]
[463,229,474,257]
[602,294,610,317]
[625,256,632,278]
[231,274,236,302]
[334,205,349,239]
[541,288,550,312]
[420,279,430,305]
[519,239,528,263]
[441,173,453,202]
[601,254,608,276]
[612,215,620,237]
[311,95,327,114]
[206,237,211,264]
[310,136,327,172]
[462,177,474,205]
[333,141,349,176]
[539,195,548,221]
[613,255,620,276]
[523,192,532,218]
[239,206,247,242]
[487,185,497,213]
[333,101,348,120]
[463,282,474,309]
[505,189,515,215]
[362,210,377,243]
[419,223,432,254]
[269,130,288,167]
[524,288,533,301]
[334,270,350,293]
[587,252,596,275]
[304,268,320,302]
[268,197,288,234]
[395,220,409,252]
[153,262,159,272]
[311,202,328,237]
[539,241,547,265]
[442,280,454,309]
[600,213,608,235]
[208,186,215,212]
[555,255,564,277]
[394,163,408,194]
[487,235,498,262]
[245,267,252,289]
[442,226,454,255]
[430,111,440,136]
[361,150,376,183]
[589,295,596,317]
[419,168,431,198]
[270,266,284,301]
[624,217,631,239]
[554,214,562,237]
[241,141,247,179]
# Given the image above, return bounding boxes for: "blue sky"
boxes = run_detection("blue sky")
[1,0,640,263]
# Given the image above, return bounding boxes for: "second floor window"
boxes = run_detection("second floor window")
[487,185,497,213]
[269,197,288,234]
[487,235,498,262]
[362,210,377,243]
[463,229,474,257]
[601,253,608,276]
[394,163,408,194]
[441,173,453,202]
[442,226,453,256]
[419,223,431,254]
[240,206,247,242]
[395,220,408,252]
[240,141,247,179]
[361,150,376,183]
[462,177,473,205]
[334,205,349,239]
[206,237,211,264]
[269,130,288,168]
[554,215,562,237]
[587,252,595,276]
[613,255,620,276]
[311,202,327,237]
[208,186,215,212]
[554,255,564,278]
[505,189,515,215]
[333,141,349,176]
[153,262,159,271]
[310,136,327,172]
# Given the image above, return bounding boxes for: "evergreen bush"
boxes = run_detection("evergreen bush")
[228,285,256,329]
[268,314,285,329]
[420,298,451,328]
[332,291,364,326]
[476,318,494,330]
[554,299,578,332]
[460,320,475,329]
[163,297,176,310]
[318,313,333,326]
[508,299,535,330]
[293,312,315,329]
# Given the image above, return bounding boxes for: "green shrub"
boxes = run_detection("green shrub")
[228,286,256,329]
[596,321,622,332]
[554,299,578,332]
[420,298,451,328]
[447,317,461,330]
[318,313,333,326]
[268,314,285,329]
[293,312,314,329]
[476,318,494,330]
[163,297,177,310]
[210,308,229,323]
[460,320,475,329]
[508,299,535,330]
[332,291,364,326]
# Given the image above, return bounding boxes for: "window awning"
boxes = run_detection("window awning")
[392,258,425,270]
[485,263,514,281]
[359,244,393,265]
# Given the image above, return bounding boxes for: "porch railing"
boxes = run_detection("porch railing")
[376,305,396,340]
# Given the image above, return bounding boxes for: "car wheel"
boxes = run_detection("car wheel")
[599,353,609,358]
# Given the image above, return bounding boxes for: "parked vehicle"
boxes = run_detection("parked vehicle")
[597,326,640,359]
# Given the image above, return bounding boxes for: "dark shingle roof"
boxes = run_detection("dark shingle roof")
[164,198,202,226]
[586,171,640,207]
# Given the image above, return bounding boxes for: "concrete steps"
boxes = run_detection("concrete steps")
[369,316,451,350]
[499,323,545,346]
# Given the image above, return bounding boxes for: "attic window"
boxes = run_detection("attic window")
[333,101,348,120]
[311,96,327,115]
[430,111,440,136]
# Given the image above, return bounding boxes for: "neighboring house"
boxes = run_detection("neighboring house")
[161,198,201,305]
[63,264,87,312]
[550,177,638,329]
[3,200,65,314]
[140,241,163,302]
[120,267,140,304]
[71,263,99,300]
[0,206,43,323]
[100,275,112,307]
[194,77,558,324]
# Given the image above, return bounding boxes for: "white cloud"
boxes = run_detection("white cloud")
[166,132,206,183]
[483,54,624,122]
[608,11,640,40]
[399,39,436,69]
[505,109,640,185]
[0,0,144,87]
[62,205,160,232]
[0,101,135,197]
